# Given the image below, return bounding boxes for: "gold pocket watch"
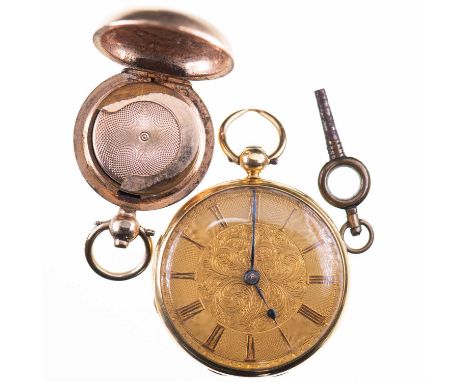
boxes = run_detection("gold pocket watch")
[154,93,373,376]
[73,10,233,280]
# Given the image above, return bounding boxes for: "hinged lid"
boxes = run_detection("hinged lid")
[93,10,234,80]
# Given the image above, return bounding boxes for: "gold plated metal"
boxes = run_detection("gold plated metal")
[93,10,233,80]
[85,209,154,281]
[219,109,286,167]
[238,146,270,178]
[154,110,348,376]
[315,89,374,254]
[75,9,234,279]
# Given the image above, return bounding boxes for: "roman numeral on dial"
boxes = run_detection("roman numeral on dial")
[280,209,296,231]
[301,239,325,254]
[245,334,255,361]
[209,205,228,228]
[177,300,204,321]
[171,272,196,280]
[278,327,292,351]
[180,233,205,250]
[308,275,336,284]
[203,324,225,351]
[298,304,325,325]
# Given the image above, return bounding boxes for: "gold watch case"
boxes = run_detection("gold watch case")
[153,109,348,376]
[154,179,348,376]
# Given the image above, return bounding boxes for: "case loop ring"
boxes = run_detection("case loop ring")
[219,109,286,165]
[84,210,154,281]
[339,219,374,254]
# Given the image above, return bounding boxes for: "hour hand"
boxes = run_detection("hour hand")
[254,284,276,320]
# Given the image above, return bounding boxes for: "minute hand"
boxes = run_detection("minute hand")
[250,189,257,270]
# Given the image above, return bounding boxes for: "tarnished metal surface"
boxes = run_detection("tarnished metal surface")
[315,89,345,159]
[315,89,373,253]
[75,9,234,281]
[93,10,234,80]
[74,72,213,211]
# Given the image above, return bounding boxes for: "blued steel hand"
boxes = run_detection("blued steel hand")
[249,190,276,321]
[254,284,276,320]
[254,284,292,348]
[244,190,291,346]
[250,189,257,270]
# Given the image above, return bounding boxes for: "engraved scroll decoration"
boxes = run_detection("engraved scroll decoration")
[197,224,307,333]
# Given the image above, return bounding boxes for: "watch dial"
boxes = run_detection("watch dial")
[156,185,347,375]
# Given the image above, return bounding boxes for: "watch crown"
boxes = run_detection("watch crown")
[239,146,269,178]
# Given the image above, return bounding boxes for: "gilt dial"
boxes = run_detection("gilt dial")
[156,183,347,376]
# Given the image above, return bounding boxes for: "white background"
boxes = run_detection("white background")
[1,0,467,381]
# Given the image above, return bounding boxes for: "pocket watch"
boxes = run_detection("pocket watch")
[154,95,373,376]
[73,10,234,280]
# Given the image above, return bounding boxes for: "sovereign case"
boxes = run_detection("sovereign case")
[74,10,234,211]
[74,10,233,280]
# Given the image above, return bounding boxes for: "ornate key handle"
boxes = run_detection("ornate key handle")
[85,208,154,281]
[315,89,374,254]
